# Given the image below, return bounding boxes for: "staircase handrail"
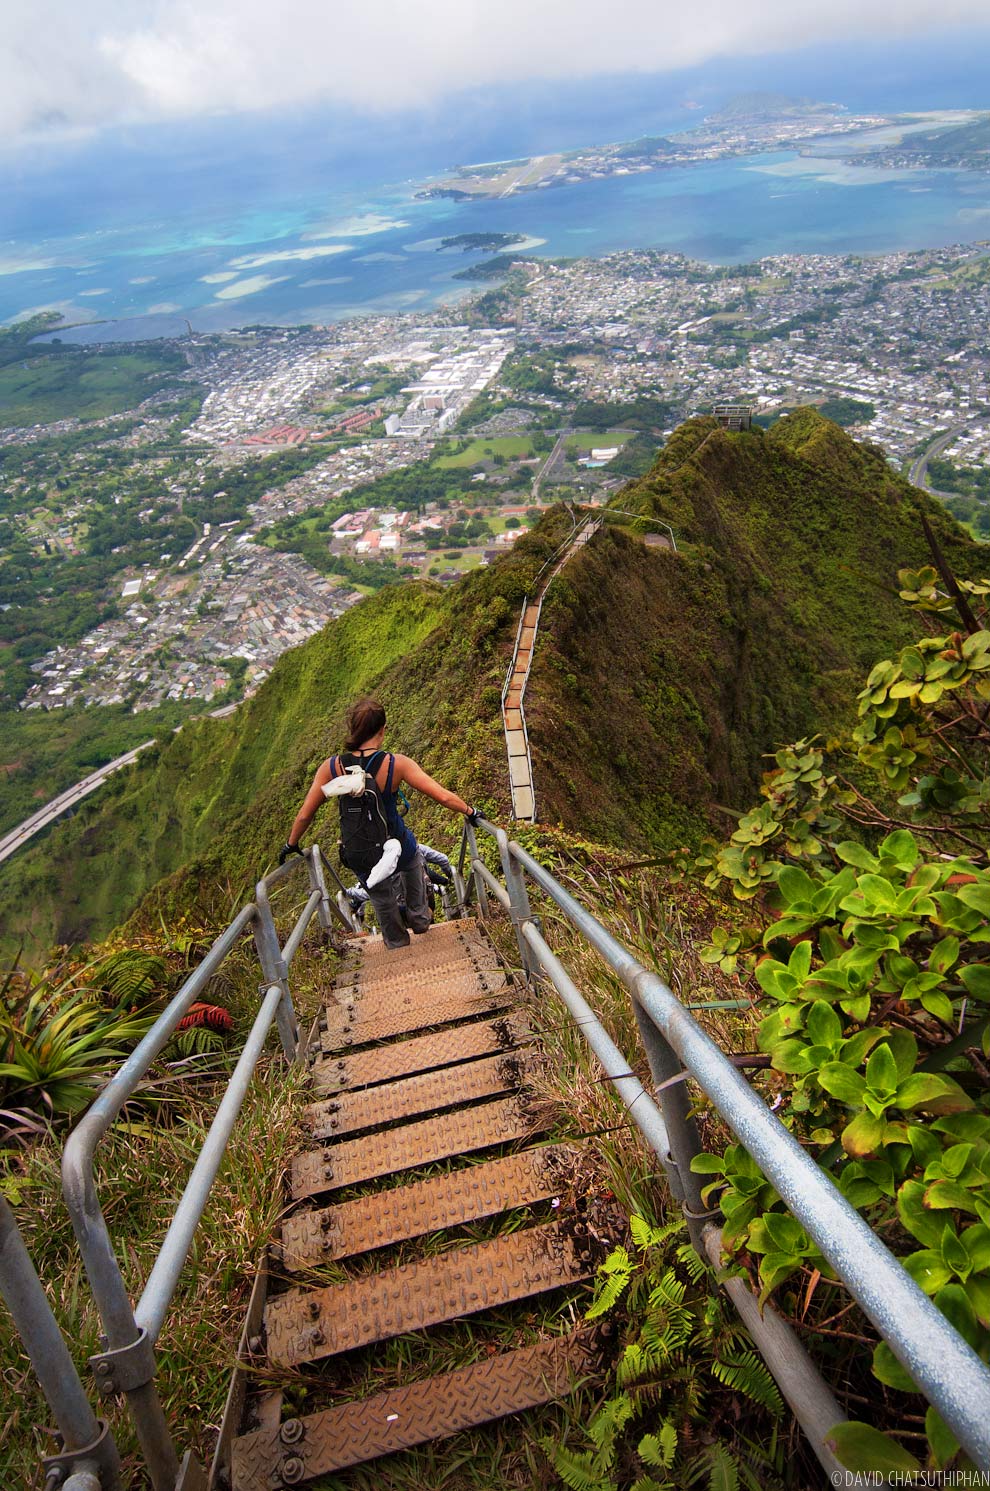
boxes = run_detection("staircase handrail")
[51,846,353,1491]
[458,817,990,1475]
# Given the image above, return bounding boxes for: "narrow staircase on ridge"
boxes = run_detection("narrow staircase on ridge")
[223,915,613,1489]
[502,515,602,822]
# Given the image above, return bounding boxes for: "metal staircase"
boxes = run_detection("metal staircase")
[227,915,605,1488]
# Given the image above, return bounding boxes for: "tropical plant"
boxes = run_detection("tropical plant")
[0,958,156,1133]
[691,560,990,1472]
[548,1215,787,1491]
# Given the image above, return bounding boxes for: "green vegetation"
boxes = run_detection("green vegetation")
[0,511,574,957]
[571,396,675,432]
[0,316,190,427]
[0,700,195,836]
[690,561,990,1472]
[529,412,977,850]
[817,396,877,428]
[435,435,538,467]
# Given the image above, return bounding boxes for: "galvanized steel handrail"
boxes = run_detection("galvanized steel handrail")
[56,845,345,1491]
[463,817,990,1472]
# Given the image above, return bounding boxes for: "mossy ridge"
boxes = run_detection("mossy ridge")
[0,515,570,959]
[527,410,980,855]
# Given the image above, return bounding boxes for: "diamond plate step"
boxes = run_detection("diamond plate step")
[333,949,503,1000]
[312,1012,529,1094]
[264,1221,595,1366]
[231,1328,600,1489]
[290,1095,543,1201]
[330,965,506,1015]
[280,1145,574,1270]
[305,1050,532,1140]
[321,983,515,1052]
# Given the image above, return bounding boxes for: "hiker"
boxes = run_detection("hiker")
[279,698,477,950]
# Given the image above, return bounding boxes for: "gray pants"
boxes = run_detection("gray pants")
[366,850,431,950]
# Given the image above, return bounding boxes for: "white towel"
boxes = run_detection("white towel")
[320,764,367,799]
[366,837,402,888]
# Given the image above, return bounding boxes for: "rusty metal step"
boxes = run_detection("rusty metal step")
[280,1145,574,1270]
[334,948,504,998]
[330,965,506,1014]
[305,1050,532,1141]
[231,1328,600,1489]
[264,1221,596,1367]
[312,1012,529,1094]
[321,983,515,1053]
[290,1095,545,1201]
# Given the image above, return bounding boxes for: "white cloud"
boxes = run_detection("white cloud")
[2,0,989,140]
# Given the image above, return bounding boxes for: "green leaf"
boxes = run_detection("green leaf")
[940,1224,971,1281]
[872,1340,918,1393]
[925,1406,960,1471]
[836,841,879,871]
[960,964,990,1001]
[896,1074,972,1113]
[842,1111,886,1158]
[638,1427,676,1470]
[957,885,990,917]
[805,1000,842,1049]
[964,1272,990,1327]
[866,1043,898,1097]
[818,1062,867,1105]
[930,937,961,975]
[825,1422,921,1474]
[934,1283,982,1349]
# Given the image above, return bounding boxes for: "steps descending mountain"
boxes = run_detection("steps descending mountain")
[225,916,608,1488]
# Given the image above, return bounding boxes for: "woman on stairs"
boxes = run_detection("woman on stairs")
[279,696,478,950]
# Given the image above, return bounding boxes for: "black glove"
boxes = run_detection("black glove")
[279,841,303,866]
[465,806,481,828]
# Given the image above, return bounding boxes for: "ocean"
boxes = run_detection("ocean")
[3,48,990,343]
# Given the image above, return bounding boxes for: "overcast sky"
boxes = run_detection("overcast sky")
[5,0,990,143]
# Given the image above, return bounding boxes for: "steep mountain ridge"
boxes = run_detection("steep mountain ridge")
[524,410,977,844]
[0,411,977,960]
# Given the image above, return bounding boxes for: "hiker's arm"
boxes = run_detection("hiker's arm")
[395,755,472,815]
[286,761,334,847]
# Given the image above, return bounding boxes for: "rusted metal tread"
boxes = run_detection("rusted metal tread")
[312,1013,529,1094]
[264,1221,595,1366]
[335,949,504,997]
[280,1145,573,1270]
[352,925,494,970]
[290,1095,545,1200]
[231,1328,600,1488]
[331,967,505,1013]
[305,1051,532,1140]
[321,985,515,1053]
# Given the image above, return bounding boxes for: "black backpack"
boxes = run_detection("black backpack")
[333,750,393,885]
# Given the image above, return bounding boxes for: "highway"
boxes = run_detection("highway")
[908,422,969,492]
[0,739,157,867]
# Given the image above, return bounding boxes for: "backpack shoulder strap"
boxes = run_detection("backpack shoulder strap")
[384,753,396,794]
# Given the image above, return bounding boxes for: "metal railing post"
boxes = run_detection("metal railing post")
[0,1198,121,1491]
[306,846,336,934]
[253,881,300,1060]
[493,826,538,977]
[464,821,490,919]
[630,981,713,1253]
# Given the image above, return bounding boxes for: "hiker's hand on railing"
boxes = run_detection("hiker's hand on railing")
[278,841,303,866]
[465,806,481,827]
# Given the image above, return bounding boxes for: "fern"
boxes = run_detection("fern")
[168,1026,228,1060]
[711,1352,784,1417]
[551,1444,614,1491]
[706,1444,740,1491]
[675,1241,710,1284]
[630,1479,671,1491]
[586,1245,634,1320]
[648,1269,686,1311]
[90,948,167,1008]
[631,1214,685,1252]
[588,1393,634,1453]
[638,1423,678,1470]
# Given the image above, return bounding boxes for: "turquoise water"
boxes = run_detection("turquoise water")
[5,109,990,341]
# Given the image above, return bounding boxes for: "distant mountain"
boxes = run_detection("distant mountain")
[0,410,977,959]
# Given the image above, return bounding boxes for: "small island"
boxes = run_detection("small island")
[439,232,527,253]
